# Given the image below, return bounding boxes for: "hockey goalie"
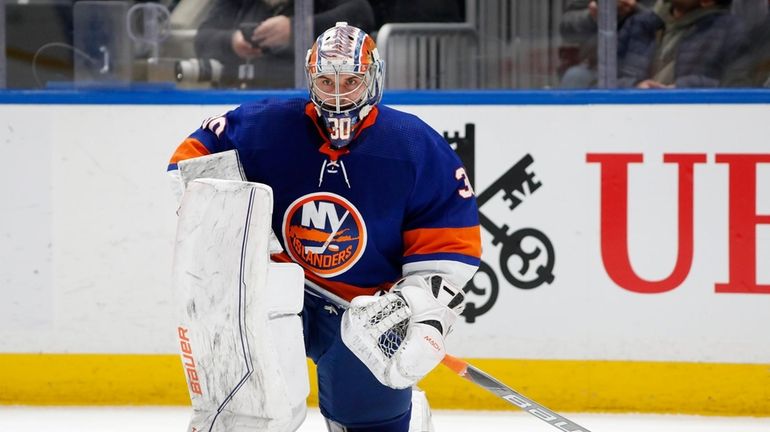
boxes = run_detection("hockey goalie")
[168,22,481,432]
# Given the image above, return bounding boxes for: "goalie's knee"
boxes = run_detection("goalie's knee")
[323,409,410,432]
[323,389,434,432]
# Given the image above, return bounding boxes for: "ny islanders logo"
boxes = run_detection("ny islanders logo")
[282,193,367,278]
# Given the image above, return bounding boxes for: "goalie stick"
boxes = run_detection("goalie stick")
[441,355,592,432]
[309,282,592,431]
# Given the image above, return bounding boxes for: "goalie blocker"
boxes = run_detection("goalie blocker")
[172,177,309,432]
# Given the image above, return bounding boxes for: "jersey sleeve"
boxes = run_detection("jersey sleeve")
[401,129,481,289]
[167,107,242,171]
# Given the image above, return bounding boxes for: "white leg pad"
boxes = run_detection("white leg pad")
[173,179,308,432]
[175,150,283,253]
[177,150,246,186]
[409,388,435,432]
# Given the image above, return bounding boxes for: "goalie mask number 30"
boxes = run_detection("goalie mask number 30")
[306,22,384,148]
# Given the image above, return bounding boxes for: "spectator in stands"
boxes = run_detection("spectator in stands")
[753,2,770,86]
[367,0,464,32]
[617,0,750,88]
[194,0,374,89]
[729,0,770,86]
[559,0,655,88]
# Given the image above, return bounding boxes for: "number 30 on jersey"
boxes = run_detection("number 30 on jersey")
[328,118,352,140]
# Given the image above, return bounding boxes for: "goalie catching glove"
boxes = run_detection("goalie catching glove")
[341,274,466,389]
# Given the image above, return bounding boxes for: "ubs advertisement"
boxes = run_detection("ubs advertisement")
[400,104,770,363]
[1,102,768,365]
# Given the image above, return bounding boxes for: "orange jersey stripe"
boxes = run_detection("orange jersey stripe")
[169,138,210,165]
[402,226,482,259]
[272,252,392,301]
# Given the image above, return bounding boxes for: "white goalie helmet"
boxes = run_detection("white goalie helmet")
[305,22,384,148]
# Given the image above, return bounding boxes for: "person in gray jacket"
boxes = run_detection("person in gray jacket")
[617,0,750,88]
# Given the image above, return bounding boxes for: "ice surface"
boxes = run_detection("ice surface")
[0,406,768,432]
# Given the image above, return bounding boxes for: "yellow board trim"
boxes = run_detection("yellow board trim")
[1,354,768,416]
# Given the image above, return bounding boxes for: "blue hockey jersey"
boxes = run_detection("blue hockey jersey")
[169,98,481,303]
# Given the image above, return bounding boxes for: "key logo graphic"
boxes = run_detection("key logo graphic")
[444,123,556,323]
[283,192,367,278]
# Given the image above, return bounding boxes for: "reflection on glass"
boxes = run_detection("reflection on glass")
[73,1,132,86]
[559,0,663,89]
[2,0,769,90]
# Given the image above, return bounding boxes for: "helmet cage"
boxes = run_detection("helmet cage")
[307,57,383,114]
[305,22,384,148]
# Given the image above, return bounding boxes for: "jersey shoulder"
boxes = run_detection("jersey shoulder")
[219,98,312,148]
[373,105,434,135]
[232,97,308,123]
[362,105,453,163]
